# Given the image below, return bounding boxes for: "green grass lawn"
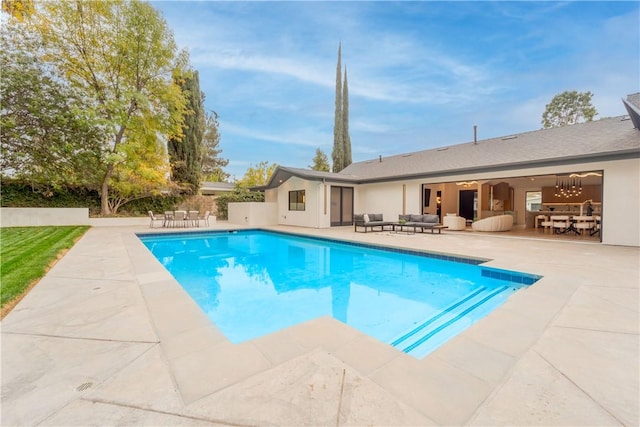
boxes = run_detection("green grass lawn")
[1,226,89,311]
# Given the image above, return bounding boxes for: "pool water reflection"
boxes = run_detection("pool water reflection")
[139,230,540,358]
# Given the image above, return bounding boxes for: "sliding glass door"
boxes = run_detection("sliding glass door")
[330,186,354,226]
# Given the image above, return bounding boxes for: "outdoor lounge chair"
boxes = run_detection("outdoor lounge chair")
[148,211,164,228]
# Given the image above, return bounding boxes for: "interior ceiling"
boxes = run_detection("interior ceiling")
[486,172,603,188]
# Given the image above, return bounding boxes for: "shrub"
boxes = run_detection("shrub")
[0,178,186,217]
[0,179,101,214]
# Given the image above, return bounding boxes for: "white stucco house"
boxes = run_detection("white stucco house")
[244,95,640,247]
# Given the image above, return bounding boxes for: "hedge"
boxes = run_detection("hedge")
[0,179,185,217]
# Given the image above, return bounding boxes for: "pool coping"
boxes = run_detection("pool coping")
[2,222,638,425]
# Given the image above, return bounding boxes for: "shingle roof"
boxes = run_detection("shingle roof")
[623,94,640,130]
[627,93,640,109]
[340,116,639,182]
[264,114,639,189]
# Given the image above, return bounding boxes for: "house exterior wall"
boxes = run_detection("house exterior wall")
[355,182,404,221]
[273,176,324,228]
[600,157,639,247]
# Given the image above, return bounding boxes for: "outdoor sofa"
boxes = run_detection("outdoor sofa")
[354,213,393,232]
[397,214,447,234]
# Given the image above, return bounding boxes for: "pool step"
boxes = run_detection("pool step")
[390,285,510,357]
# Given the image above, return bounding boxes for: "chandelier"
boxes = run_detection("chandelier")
[554,175,582,197]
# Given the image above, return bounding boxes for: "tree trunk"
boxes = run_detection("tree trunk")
[100,122,128,215]
[100,164,114,215]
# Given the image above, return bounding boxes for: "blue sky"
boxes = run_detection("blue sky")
[153,1,639,181]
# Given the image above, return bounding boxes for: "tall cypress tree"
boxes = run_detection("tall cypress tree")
[342,67,352,167]
[168,71,204,193]
[332,43,344,172]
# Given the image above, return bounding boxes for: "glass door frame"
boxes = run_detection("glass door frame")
[330,186,354,226]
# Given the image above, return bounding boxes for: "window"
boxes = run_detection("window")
[526,191,542,211]
[289,190,305,211]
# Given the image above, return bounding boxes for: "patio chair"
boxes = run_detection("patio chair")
[148,211,164,228]
[188,210,199,227]
[173,210,187,227]
[163,211,175,228]
[199,211,211,227]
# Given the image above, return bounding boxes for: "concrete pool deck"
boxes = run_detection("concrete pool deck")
[1,222,638,426]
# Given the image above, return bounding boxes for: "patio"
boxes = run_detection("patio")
[1,221,638,426]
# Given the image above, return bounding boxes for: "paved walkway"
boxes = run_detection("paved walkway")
[1,222,638,426]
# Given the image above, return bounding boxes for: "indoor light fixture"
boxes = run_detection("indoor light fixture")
[455,181,478,187]
[554,175,583,197]
[569,172,602,178]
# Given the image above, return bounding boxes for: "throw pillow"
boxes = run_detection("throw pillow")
[363,214,370,223]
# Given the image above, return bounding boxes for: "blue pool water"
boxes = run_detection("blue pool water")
[139,229,540,358]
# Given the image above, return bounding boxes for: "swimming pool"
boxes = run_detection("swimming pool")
[139,229,540,358]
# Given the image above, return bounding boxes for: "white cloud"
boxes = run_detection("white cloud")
[222,121,330,149]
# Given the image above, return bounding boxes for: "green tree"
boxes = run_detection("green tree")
[201,111,230,182]
[332,43,344,172]
[331,43,352,172]
[309,148,330,172]
[168,70,204,194]
[342,67,352,167]
[542,90,598,129]
[30,0,187,215]
[0,19,106,188]
[1,0,35,21]
[236,161,277,189]
[107,127,172,213]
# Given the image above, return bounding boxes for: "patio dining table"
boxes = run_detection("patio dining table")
[163,210,199,228]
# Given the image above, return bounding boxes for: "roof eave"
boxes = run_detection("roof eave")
[264,166,359,189]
